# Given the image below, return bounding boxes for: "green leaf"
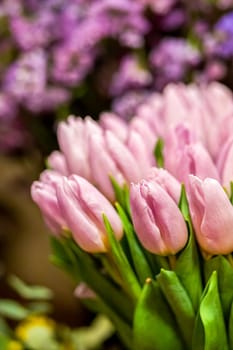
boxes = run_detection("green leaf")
[133,278,185,350]
[192,271,228,350]
[175,225,202,312]
[81,298,132,350]
[28,301,53,314]
[229,300,233,349]
[205,255,233,321]
[103,214,141,301]
[110,176,130,215]
[178,184,190,221]
[230,182,233,205]
[8,275,53,300]
[0,300,28,320]
[65,237,134,325]
[157,269,195,348]
[0,317,11,335]
[116,203,153,285]
[153,138,164,168]
[0,333,9,350]
[50,236,83,281]
[72,314,115,349]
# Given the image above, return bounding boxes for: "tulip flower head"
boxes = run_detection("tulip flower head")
[130,179,188,255]
[31,170,66,233]
[56,175,123,253]
[188,175,233,255]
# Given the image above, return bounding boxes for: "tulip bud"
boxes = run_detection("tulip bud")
[130,180,188,255]
[57,116,101,181]
[127,130,155,176]
[31,170,65,233]
[164,125,219,184]
[89,131,142,200]
[99,112,128,142]
[188,175,233,255]
[56,175,123,253]
[47,151,69,176]
[217,137,233,192]
[146,167,181,203]
[74,283,96,299]
[129,116,158,154]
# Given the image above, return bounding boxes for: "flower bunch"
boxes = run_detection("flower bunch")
[1,0,233,152]
[31,82,233,349]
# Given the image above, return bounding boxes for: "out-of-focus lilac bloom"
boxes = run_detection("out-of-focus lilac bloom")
[150,38,200,89]
[24,87,70,113]
[216,0,233,9]
[3,50,47,100]
[214,12,233,58]
[196,60,226,83]
[10,11,55,50]
[110,55,152,96]
[142,0,176,14]
[112,90,149,120]
[0,93,17,122]
[159,8,186,31]
[0,0,22,17]
[51,42,95,87]
[88,0,149,48]
[0,118,28,153]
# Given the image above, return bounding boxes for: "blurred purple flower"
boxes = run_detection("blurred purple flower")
[3,49,47,100]
[112,90,149,120]
[10,11,55,50]
[214,11,233,58]
[110,55,152,96]
[150,38,200,89]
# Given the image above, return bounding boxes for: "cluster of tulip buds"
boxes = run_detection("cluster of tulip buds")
[31,82,233,350]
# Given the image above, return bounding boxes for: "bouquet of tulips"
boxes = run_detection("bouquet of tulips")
[31,82,233,350]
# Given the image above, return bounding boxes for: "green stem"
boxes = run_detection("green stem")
[168,255,177,270]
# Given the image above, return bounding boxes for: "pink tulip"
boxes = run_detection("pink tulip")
[188,175,233,255]
[146,167,181,203]
[130,179,188,255]
[57,116,101,181]
[99,112,128,142]
[127,130,155,176]
[217,137,233,192]
[164,125,219,184]
[129,116,158,153]
[74,283,96,299]
[176,143,219,184]
[31,170,65,233]
[89,130,142,200]
[88,132,125,200]
[47,151,69,176]
[56,175,123,253]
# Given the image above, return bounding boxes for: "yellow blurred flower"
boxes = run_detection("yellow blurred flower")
[15,315,56,350]
[7,340,23,350]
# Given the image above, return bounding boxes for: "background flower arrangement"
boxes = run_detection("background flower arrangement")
[1,1,233,349]
[1,0,233,153]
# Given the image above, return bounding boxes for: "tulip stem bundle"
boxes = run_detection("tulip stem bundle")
[46,178,233,350]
